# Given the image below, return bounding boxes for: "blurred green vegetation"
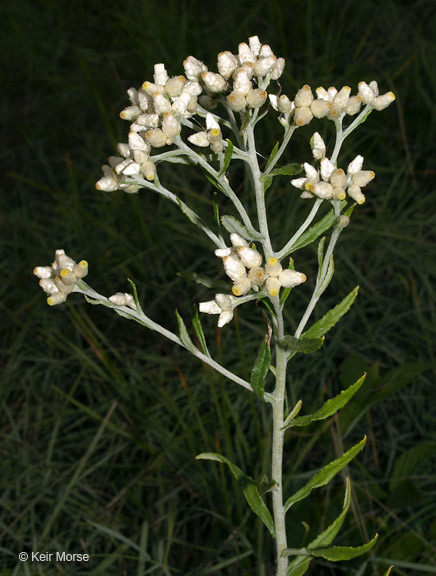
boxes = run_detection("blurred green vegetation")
[1,0,435,574]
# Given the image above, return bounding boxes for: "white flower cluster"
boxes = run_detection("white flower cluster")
[270,80,395,127]
[291,132,375,204]
[199,233,306,327]
[96,36,285,191]
[33,250,88,306]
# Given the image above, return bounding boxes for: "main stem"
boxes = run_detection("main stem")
[272,300,288,576]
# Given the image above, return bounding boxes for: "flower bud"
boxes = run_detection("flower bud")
[119,105,141,121]
[141,161,156,181]
[238,42,255,64]
[145,128,167,148]
[373,92,395,111]
[33,266,53,279]
[278,269,307,288]
[236,246,263,269]
[246,88,268,108]
[223,256,246,281]
[347,155,364,175]
[352,170,375,187]
[215,293,234,310]
[161,113,181,138]
[96,175,119,192]
[226,91,246,111]
[59,268,76,285]
[311,99,331,118]
[311,132,326,160]
[332,188,346,201]
[333,86,351,108]
[248,266,266,286]
[152,92,172,114]
[230,233,248,247]
[217,51,238,78]
[294,107,313,126]
[218,310,234,327]
[294,85,314,108]
[233,69,252,95]
[312,181,333,199]
[202,71,226,93]
[165,75,186,98]
[47,292,68,306]
[265,257,282,277]
[253,55,276,76]
[73,260,88,278]
[39,278,58,294]
[343,95,362,115]
[54,276,75,294]
[277,95,293,114]
[183,56,207,81]
[270,57,285,80]
[330,168,347,188]
[336,215,350,228]
[266,277,281,297]
[232,277,252,296]
[347,184,366,204]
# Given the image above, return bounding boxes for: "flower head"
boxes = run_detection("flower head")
[34,250,88,306]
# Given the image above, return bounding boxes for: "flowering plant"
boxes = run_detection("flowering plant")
[34,36,395,575]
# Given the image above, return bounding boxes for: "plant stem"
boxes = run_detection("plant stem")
[271,298,288,576]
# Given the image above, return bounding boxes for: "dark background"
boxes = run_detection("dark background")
[2,0,435,574]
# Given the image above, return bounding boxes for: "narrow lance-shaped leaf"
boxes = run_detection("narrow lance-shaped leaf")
[307,477,351,549]
[218,139,233,176]
[251,332,272,400]
[260,163,302,180]
[127,277,144,314]
[283,201,347,257]
[287,557,312,576]
[265,141,280,170]
[201,167,225,194]
[302,286,359,340]
[308,533,378,561]
[221,215,263,241]
[382,567,394,576]
[192,307,210,357]
[177,271,229,291]
[284,437,367,511]
[289,375,366,429]
[278,335,325,355]
[282,400,303,429]
[175,310,197,354]
[196,452,275,536]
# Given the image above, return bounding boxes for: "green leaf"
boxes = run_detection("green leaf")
[308,477,351,549]
[283,202,347,257]
[201,167,225,194]
[290,375,366,429]
[317,237,326,270]
[221,215,263,241]
[213,192,221,231]
[175,310,197,354]
[261,163,302,180]
[278,335,324,355]
[287,557,312,576]
[265,141,280,171]
[127,277,144,314]
[302,286,359,340]
[219,139,233,176]
[196,453,275,536]
[251,333,272,400]
[318,254,334,295]
[309,533,378,561]
[192,307,210,357]
[175,195,209,230]
[382,566,394,576]
[263,174,274,193]
[284,437,367,511]
[177,271,228,291]
[282,399,303,429]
